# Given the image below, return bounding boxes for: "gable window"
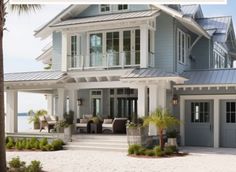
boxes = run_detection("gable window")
[177,29,189,64]
[100,4,110,13]
[118,4,128,11]
[213,43,226,69]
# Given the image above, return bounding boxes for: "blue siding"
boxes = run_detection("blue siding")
[52,32,62,71]
[78,5,150,18]
[191,37,211,70]
[155,13,174,73]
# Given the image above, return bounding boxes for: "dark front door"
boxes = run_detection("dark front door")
[185,100,213,147]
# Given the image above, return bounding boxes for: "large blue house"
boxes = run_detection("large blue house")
[4,4,236,148]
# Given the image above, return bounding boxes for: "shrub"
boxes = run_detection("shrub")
[21,139,27,149]
[6,137,15,149]
[16,140,23,150]
[26,160,42,172]
[164,146,174,155]
[138,148,146,155]
[154,146,165,157]
[166,145,178,153]
[8,156,26,169]
[6,142,15,149]
[145,149,155,156]
[128,144,142,155]
[51,139,63,151]
[39,138,48,149]
[25,140,32,150]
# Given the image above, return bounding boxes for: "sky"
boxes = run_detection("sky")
[3,2,236,112]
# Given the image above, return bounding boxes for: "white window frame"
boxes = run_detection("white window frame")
[100,4,111,13]
[68,34,81,68]
[177,29,187,64]
[213,43,226,69]
[116,4,129,11]
[90,90,103,116]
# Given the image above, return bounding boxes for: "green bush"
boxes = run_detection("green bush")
[16,140,23,150]
[8,156,26,169]
[128,144,142,155]
[154,146,165,157]
[6,142,15,149]
[138,148,146,155]
[39,138,48,149]
[25,140,32,150]
[26,160,42,172]
[21,139,27,149]
[168,145,178,153]
[145,149,155,156]
[51,139,63,151]
[164,146,174,155]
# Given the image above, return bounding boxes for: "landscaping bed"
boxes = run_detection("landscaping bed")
[6,137,64,152]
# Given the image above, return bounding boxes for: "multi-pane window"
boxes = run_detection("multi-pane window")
[214,43,226,69]
[100,4,110,12]
[191,102,209,123]
[135,29,140,64]
[177,29,190,64]
[118,4,128,11]
[226,102,236,123]
[70,35,77,67]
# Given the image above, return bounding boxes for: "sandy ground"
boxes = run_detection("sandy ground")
[6,147,236,172]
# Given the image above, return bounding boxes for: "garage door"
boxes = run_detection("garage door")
[220,101,236,148]
[185,100,213,147]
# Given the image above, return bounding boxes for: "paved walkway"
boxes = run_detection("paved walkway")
[6,147,236,172]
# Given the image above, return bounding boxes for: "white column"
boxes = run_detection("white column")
[137,86,148,117]
[140,24,149,68]
[6,90,18,133]
[61,32,68,72]
[47,94,53,115]
[149,85,158,113]
[57,88,65,120]
[68,89,77,123]
[214,98,220,148]
[180,97,185,146]
[157,81,167,108]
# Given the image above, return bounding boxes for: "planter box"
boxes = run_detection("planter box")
[64,126,72,142]
[167,138,178,146]
[33,122,40,130]
[126,127,148,146]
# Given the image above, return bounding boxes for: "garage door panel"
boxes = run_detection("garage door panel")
[220,100,236,148]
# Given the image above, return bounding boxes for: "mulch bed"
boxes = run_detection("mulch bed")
[128,152,189,159]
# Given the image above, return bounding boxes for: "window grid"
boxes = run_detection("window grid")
[100,4,110,13]
[226,102,236,123]
[191,102,209,123]
[177,29,190,64]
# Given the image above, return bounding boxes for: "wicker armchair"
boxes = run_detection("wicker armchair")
[102,118,127,134]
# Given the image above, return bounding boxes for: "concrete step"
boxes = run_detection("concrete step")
[64,145,127,152]
[73,134,127,140]
[68,141,128,148]
[72,138,127,143]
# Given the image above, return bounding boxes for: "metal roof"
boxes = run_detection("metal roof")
[122,68,180,79]
[51,10,159,27]
[180,5,199,17]
[197,16,231,42]
[181,69,236,85]
[4,71,66,82]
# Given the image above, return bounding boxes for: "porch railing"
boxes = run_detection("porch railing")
[68,51,155,70]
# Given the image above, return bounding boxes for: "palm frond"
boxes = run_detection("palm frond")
[10,4,42,15]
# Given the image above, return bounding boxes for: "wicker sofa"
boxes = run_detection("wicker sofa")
[102,118,128,134]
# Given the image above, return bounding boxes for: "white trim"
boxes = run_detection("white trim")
[99,4,111,14]
[174,84,236,89]
[90,89,103,116]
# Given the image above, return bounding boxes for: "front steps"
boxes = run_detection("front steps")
[64,134,128,152]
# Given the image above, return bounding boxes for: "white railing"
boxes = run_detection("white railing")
[68,51,155,70]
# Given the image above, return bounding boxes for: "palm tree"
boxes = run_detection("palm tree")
[0,3,41,171]
[143,108,180,150]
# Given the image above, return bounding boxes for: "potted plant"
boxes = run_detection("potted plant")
[166,129,178,146]
[89,115,102,133]
[143,108,180,150]
[126,118,148,146]
[63,111,74,141]
[28,109,47,129]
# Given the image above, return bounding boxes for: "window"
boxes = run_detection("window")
[191,102,209,123]
[106,32,119,66]
[100,4,110,13]
[118,4,128,11]
[177,29,190,64]
[214,43,226,69]
[70,35,77,67]
[226,102,236,123]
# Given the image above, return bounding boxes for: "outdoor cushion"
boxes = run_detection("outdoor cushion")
[50,115,56,121]
[75,123,87,127]
[102,124,112,128]
[83,114,93,119]
[47,121,56,125]
[44,115,52,121]
[103,119,113,124]
[80,118,88,123]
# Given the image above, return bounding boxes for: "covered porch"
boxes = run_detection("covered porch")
[4,69,186,135]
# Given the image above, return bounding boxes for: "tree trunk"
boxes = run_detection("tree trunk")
[159,129,164,150]
[0,1,6,171]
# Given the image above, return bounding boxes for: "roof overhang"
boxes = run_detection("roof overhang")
[152,4,210,39]
[36,47,52,64]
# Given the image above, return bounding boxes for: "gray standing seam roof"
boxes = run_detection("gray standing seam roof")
[181,69,236,85]
[196,16,231,42]
[51,10,159,27]
[4,71,66,82]
[180,5,199,17]
[122,68,180,79]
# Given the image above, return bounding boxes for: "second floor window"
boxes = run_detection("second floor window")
[118,4,128,11]
[214,43,226,69]
[100,4,110,13]
[177,29,190,64]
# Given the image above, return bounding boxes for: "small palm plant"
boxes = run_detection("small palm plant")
[143,108,180,150]
[28,109,47,129]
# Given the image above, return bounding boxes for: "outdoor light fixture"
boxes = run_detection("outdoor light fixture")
[77,98,83,106]
[172,95,178,105]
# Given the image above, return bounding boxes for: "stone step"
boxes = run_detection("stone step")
[68,141,128,148]
[64,145,127,152]
[73,134,127,139]
[72,138,127,143]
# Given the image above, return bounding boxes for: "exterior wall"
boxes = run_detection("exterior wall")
[155,12,175,72]
[78,5,150,17]
[52,32,62,70]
